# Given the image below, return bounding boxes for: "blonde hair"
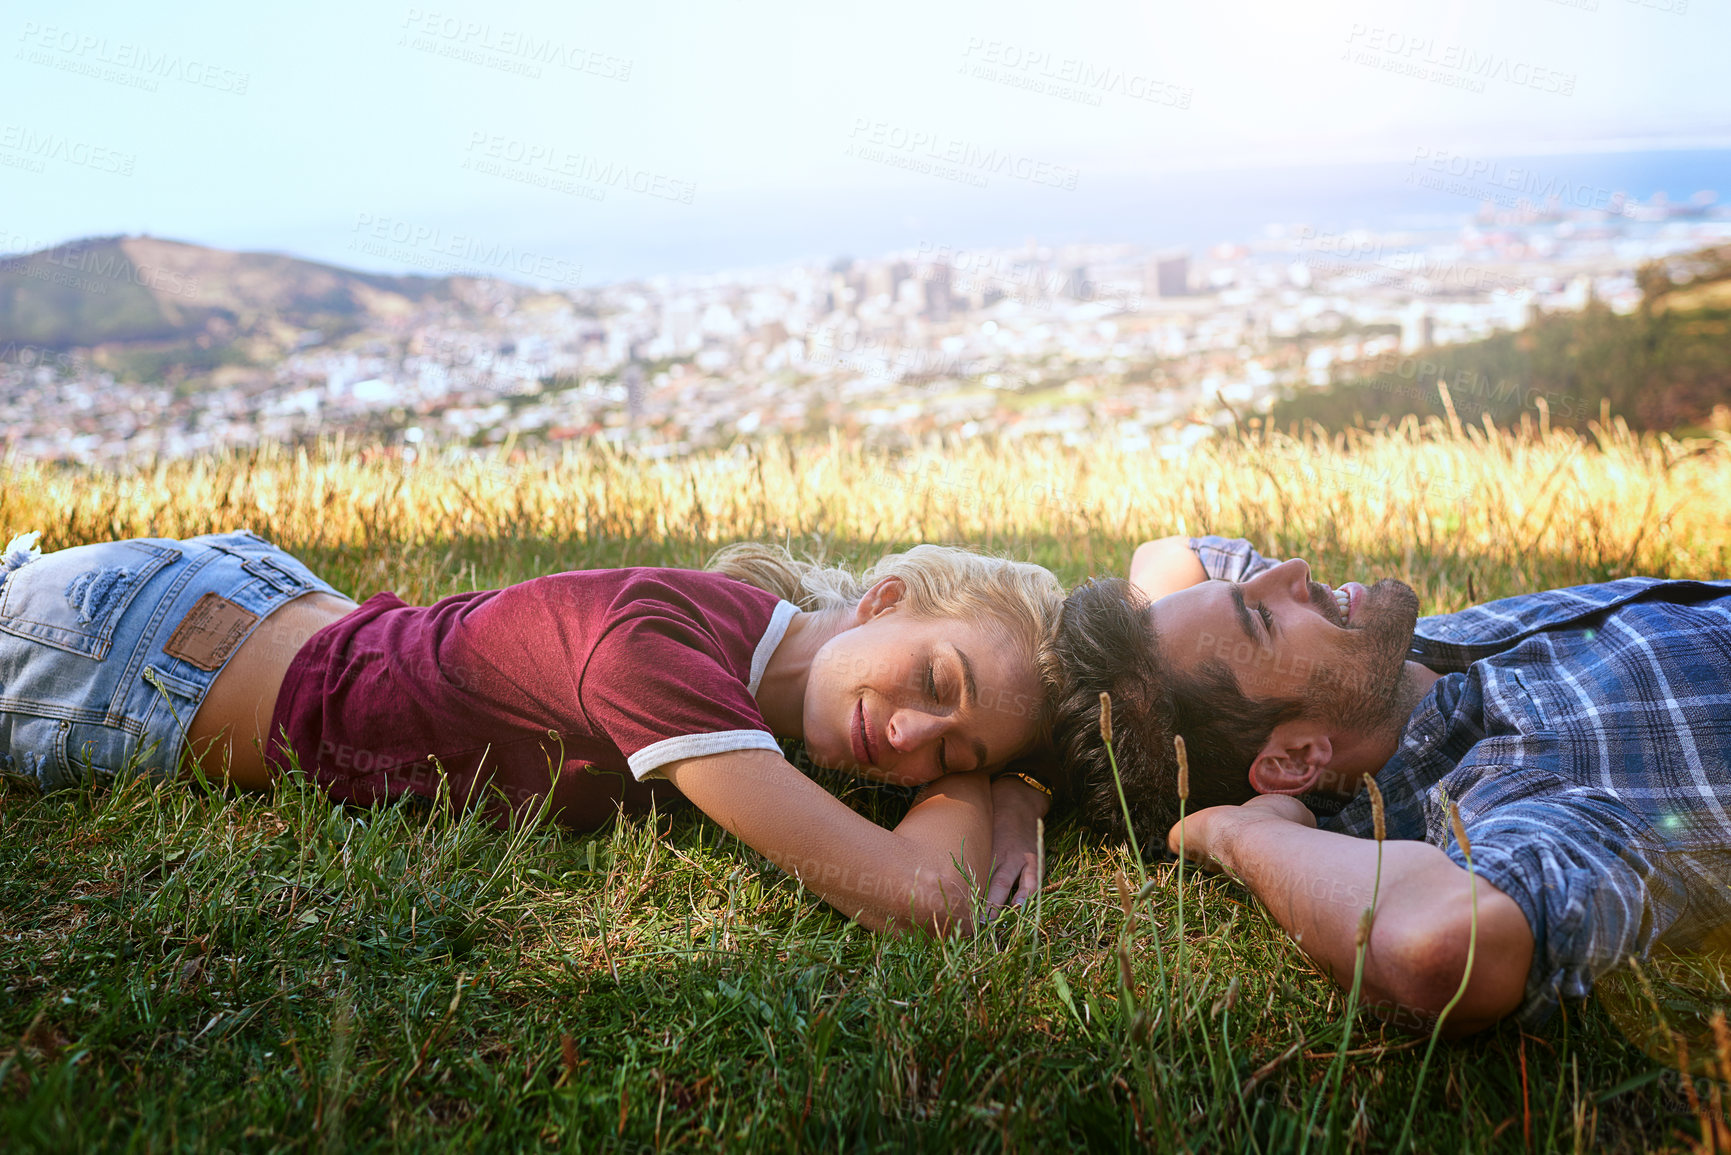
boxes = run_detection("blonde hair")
[707,541,1067,736]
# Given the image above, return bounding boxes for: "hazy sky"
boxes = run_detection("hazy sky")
[4,0,1726,282]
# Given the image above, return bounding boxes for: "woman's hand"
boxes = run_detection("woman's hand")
[986,775,1050,913]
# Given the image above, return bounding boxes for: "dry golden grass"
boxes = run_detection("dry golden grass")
[8,416,1729,601]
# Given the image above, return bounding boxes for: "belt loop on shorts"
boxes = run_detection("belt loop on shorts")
[244,556,308,595]
[2,531,43,579]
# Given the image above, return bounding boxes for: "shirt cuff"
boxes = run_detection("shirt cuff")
[1187,535,1278,582]
[628,730,784,781]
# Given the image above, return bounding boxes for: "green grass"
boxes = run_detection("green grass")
[1,754,1702,1153]
[4,429,1730,1151]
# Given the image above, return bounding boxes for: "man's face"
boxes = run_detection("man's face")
[1148,558,1421,737]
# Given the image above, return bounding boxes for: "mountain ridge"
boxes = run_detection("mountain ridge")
[0,234,542,352]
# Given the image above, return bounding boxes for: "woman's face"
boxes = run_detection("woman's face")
[802,579,1046,787]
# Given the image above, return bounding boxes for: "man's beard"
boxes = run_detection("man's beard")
[1304,578,1422,738]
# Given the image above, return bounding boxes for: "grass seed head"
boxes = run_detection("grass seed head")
[1364,773,1387,842]
[1175,734,1189,801]
[1098,691,1113,745]
[1442,793,1473,859]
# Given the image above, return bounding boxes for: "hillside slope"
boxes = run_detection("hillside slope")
[1271,244,1731,433]
[0,235,494,349]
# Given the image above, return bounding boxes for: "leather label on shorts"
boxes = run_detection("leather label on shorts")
[163,593,259,671]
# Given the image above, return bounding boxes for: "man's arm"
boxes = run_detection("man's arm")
[1130,536,1207,600]
[1130,534,1281,600]
[1173,796,1533,1035]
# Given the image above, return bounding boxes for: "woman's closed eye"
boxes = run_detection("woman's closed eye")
[926,660,951,772]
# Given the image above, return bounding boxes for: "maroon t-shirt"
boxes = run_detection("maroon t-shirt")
[267,568,797,830]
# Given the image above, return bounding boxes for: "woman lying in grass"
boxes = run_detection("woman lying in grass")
[0,530,1061,934]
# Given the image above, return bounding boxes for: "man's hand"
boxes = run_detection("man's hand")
[1169,794,1532,1034]
[1168,794,1316,874]
[986,775,1049,914]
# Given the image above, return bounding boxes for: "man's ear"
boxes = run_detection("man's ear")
[1247,720,1334,796]
[855,576,907,623]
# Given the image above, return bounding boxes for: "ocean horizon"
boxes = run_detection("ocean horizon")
[291,143,1731,288]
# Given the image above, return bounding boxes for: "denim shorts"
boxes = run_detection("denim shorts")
[0,530,341,792]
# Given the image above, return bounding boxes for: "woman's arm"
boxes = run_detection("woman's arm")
[1129,535,1207,601]
[660,749,994,935]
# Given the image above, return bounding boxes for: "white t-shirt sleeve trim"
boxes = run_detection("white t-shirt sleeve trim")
[748,599,799,696]
[629,729,783,781]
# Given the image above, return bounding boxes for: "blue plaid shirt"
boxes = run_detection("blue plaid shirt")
[1189,536,1731,1024]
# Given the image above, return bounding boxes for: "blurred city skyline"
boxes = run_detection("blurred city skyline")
[4,0,1729,285]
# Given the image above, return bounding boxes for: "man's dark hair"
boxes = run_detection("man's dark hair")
[1052,577,1303,854]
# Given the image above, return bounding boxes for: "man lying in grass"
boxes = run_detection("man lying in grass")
[1054,534,1731,1035]
[0,530,1060,934]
